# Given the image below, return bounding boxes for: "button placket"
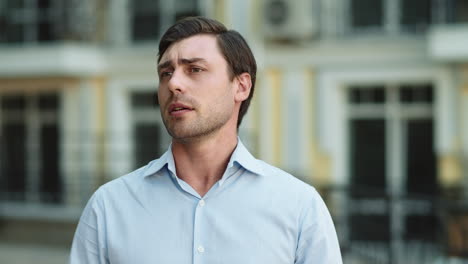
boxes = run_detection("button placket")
[197,245,205,253]
[193,198,207,263]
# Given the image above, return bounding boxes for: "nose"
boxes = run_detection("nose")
[167,69,186,94]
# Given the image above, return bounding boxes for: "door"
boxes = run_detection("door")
[346,84,438,261]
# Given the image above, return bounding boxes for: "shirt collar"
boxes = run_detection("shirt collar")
[226,138,264,176]
[142,138,264,178]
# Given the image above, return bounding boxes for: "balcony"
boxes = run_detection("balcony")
[429,24,468,62]
[428,0,468,61]
[0,44,107,77]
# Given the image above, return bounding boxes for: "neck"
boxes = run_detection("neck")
[171,129,238,197]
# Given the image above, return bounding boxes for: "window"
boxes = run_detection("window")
[173,0,199,22]
[131,91,169,168]
[347,84,438,243]
[350,118,387,199]
[0,0,101,44]
[131,0,200,41]
[131,0,160,41]
[447,0,468,23]
[0,92,62,204]
[401,0,432,32]
[0,0,61,43]
[351,0,383,29]
[348,0,433,34]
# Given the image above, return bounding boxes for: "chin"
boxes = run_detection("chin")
[167,127,197,141]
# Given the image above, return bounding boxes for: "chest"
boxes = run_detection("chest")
[105,197,299,264]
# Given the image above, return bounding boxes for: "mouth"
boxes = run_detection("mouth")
[168,103,194,116]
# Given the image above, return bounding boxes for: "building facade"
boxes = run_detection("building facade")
[0,0,467,262]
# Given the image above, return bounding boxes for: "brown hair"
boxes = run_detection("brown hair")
[158,16,257,129]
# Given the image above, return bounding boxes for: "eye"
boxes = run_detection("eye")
[159,71,173,78]
[190,67,203,73]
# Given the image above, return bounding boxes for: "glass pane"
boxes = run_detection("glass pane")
[420,84,433,103]
[0,123,26,201]
[38,21,55,42]
[406,119,437,195]
[3,23,24,43]
[405,119,438,241]
[349,119,389,242]
[399,84,433,104]
[6,0,25,9]
[1,95,26,111]
[0,16,7,42]
[363,86,386,103]
[134,123,161,168]
[175,0,198,10]
[351,0,383,28]
[350,119,386,198]
[174,0,199,21]
[405,215,438,241]
[132,14,160,41]
[39,93,59,110]
[350,215,390,241]
[372,87,385,103]
[132,0,160,40]
[38,0,51,9]
[401,0,432,32]
[399,86,413,103]
[133,0,159,12]
[40,123,62,203]
[348,86,386,104]
[349,88,362,103]
[131,91,159,108]
[453,0,468,23]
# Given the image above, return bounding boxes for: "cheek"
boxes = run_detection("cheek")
[157,87,168,106]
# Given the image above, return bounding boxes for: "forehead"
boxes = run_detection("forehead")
[160,34,224,64]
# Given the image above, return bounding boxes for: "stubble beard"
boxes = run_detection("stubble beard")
[162,104,233,143]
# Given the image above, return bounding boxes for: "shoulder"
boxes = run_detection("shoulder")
[90,161,161,204]
[99,166,144,191]
[249,159,325,216]
[256,159,316,195]
[252,160,331,227]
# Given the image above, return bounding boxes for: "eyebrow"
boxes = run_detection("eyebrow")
[157,58,207,72]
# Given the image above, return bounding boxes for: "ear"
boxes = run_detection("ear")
[234,73,252,103]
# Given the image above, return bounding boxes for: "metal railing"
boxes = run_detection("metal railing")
[324,185,468,264]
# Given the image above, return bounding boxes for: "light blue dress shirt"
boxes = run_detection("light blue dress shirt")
[70,140,342,264]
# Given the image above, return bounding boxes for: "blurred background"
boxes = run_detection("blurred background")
[0,0,467,263]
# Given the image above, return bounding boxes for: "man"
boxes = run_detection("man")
[70,17,342,264]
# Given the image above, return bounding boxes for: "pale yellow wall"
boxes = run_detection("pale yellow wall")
[462,65,468,94]
[212,0,226,23]
[267,68,282,165]
[305,69,332,186]
[249,70,261,157]
[439,153,463,188]
[438,65,468,189]
[0,77,79,94]
[89,77,108,186]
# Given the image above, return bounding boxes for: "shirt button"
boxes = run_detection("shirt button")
[197,245,205,253]
[199,199,205,207]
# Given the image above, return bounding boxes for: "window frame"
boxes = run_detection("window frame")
[130,89,170,168]
[345,83,437,248]
[129,0,202,43]
[0,0,63,44]
[0,91,63,204]
[344,0,436,36]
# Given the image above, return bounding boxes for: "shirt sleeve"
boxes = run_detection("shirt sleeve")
[295,188,343,264]
[69,191,108,264]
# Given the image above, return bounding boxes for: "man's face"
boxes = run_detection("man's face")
[157,34,238,142]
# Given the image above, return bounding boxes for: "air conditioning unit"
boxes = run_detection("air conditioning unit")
[263,0,319,41]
